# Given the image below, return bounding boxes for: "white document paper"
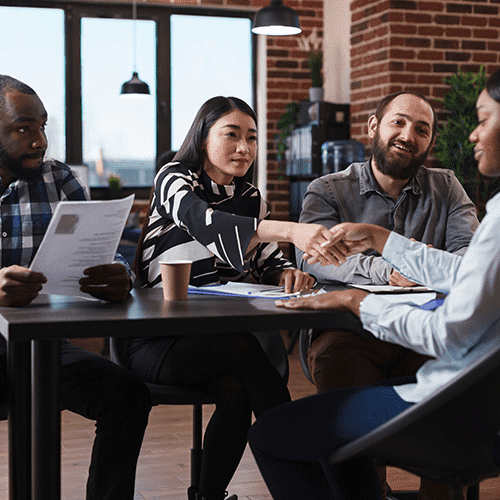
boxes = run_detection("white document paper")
[189,282,325,299]
[350,284,432,293]
[374,292,437,306]
[30,195,135,297]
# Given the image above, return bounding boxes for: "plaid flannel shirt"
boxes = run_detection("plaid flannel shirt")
[0,159,131,276]
[0,159,87,268]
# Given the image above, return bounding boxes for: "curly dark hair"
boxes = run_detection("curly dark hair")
[485,68,500,105]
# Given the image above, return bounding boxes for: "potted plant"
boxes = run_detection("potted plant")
[298,28,323,102]
[107,173,123,198]
[433,66,500,217]
[275,101,301,162]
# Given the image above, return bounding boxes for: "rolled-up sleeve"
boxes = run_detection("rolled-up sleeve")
[297,176,393,284]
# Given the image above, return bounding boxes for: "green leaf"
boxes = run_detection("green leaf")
[433,65,498,211]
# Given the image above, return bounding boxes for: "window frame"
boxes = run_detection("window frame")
[0,0,257,196]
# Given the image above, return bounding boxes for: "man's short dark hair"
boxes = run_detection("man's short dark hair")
[0,75,37,114]
[373,91,439,143]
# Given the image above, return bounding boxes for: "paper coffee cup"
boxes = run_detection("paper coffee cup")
[159,260,192,301]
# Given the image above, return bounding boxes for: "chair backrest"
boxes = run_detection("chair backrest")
[109,336,216,406]
[330,342,500,489]
[109,336,131,371]
[0,401,7,421]
[299,329,313,384]
[0,353,6,420]
[251,330,289,384]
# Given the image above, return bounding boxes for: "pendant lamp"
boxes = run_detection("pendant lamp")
[121,0,150,96]
[252,0,302,36]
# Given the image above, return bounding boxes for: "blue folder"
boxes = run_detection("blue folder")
[419,298,445,310]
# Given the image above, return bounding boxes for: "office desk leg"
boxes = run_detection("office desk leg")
[7,340,31,500]
[32,339,61,500]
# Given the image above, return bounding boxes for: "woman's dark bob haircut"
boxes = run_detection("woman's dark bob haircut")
[173,96,257,175]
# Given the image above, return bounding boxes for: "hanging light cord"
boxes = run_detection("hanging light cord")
[132,0,138,72]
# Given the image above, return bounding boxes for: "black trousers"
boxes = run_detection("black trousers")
[1,339,152,500]
[128,332,291,498]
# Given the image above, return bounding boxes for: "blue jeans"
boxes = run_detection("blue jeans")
[249,383,413,500]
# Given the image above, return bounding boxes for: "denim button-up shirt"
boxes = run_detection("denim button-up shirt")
[297,160,479,284]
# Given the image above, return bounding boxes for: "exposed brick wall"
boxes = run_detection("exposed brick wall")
[350,0,500,157]
[264,1,325,220]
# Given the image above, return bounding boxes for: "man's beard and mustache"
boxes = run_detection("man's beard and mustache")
[0,145,44,183]
[372,129,431,180]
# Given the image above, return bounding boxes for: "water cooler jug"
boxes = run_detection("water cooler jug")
[321,140,365,175]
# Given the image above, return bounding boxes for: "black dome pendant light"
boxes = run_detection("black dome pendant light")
[121,0,150,96]
[252,0,301,36]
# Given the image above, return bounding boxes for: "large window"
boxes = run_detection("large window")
[0,6,65,161]
[0,1,255,190]
[171,15,253,150]
[81,17,157,187]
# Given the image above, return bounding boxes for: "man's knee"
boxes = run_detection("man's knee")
[103,369,152,420]
[307,329,389,392]
[62,355,151,425]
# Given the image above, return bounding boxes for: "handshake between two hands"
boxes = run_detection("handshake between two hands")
[278,222,393,312]
[298,222,391,268]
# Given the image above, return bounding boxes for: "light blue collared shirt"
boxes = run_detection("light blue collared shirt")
[360,192,500,403]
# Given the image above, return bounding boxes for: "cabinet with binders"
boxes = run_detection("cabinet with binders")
[286,101,350,220]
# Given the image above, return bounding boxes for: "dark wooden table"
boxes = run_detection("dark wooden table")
[0,287,342,500]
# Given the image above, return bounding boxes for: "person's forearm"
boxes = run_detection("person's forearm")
[248,220,294,249]
[248,220,352,268]
[344,288,370,317]
[299,248,393,285]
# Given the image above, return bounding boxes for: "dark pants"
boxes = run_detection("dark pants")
[249,383,413,500]
[1,339,152,500]
[129,332,291,499]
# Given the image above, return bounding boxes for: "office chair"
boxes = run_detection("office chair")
[110,330,289,499]
[329,342,500,500]
[299,329,480,500]
[298,329,314,384]
[0,400,7,421]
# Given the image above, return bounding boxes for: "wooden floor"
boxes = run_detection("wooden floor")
[1,335,499,499]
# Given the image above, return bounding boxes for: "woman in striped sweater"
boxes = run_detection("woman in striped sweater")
[127,96,340,500]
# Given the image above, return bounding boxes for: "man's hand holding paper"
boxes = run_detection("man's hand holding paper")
[79,263,131,302]
[0,265,47,307]
[30,195,134,298]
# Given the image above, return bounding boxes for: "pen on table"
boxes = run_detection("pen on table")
[257,286,286,293]
[289,287,324,297]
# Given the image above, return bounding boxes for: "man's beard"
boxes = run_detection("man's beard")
[0,145,44,183]
[372,129,430,180]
